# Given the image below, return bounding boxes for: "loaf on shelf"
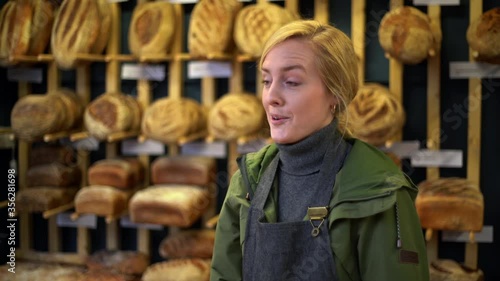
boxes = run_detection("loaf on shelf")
[188,0,242,57]
[429,259,484,281]
[74,185,132,218]
[128,1,175,58]
[234,2,299,57]
[347,83,405,147]
[30,144,75,167]
[208,92,266,141]
[17,186,78,212]
[141,259,211,281]
[129,185,210,228]
[84,92,142,140]
[141,97,207,144]
[86,250,150,276]
[0,0,32,66]
[159,229,215,259]
[27,162,81,187]
[88,158,144,189]
[466,7,500,64]
[28,0,59,55]
[378,6,441,64]
[0,262,86,281]
[415,177,484,232]
[151,156,215,186]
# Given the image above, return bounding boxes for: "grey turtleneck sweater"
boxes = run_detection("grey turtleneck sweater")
[276,120,351,222]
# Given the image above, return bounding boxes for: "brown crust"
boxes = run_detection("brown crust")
[27,162,81,187]
[159,229,215,259]
[141,259,211,281]
[74,185,131,217]
[30,144,75,167]
[151,156,216,186]
[17,187,78,212]
[86,250,150,276]
[28,0,57,55]
[466,7,500,62]
[88,158,144,189]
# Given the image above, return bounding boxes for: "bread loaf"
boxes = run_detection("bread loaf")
[30,144,75,167]
[129,185,210,227]
[378,6,441,64]
[159,229,215,259]
[466,7,500,64]
[28,0,58,55]
[92,0,112,54]
[0,262,86,281]
[86,250,150,276]
[141,97,207,144]
[88,158,144,189]
[234,3,298,57]
[188,0,241,56]
[347,83,405,147]
[74,185,131,217]
[84,93,141,140]
[151,156,215,186]
[128,1,175,57]
[142,259,211,281]
[429,259,484,281]
[53,88,84,130]
[0,0,32,66]
[208,92,266,140]
[27,162,81,187]
[17,187,78,212]
[415,178,484,232]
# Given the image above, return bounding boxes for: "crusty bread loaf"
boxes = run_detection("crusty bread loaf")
[141,97,207,144]
[84,93,141,140]
[142,259,211,281]
[0,262,86,281]
[92,0,112,54]
[234,3,298,57]
[74,185,131,217]
[129,185,210,227]
[208,92,266,140]
[128,1,175,57]
[0,0,33,66]
[27,162,81,187]
[52,88,84,130]
[347,83,405,146]
[159,229,215,259]
[151,156,215,186]
[429,259,484,281]
[188,0,241,56]
[416,178,484,232]
[466,7,500,64]
[86,250,150,276]
[17,187,78,212]
[88,158,144,189]
[378,6,441,64]
[27,0,58,55]
[30,144,75,167]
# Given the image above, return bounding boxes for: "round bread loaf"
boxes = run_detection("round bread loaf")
[466,7,500,64]
[86,250,150,276]
[28,0,58,55]
[0,0,33,66]
[208,92,266,140]
[52,88,84,131]
[347,83,405,147]
[92,0,112,55]
[188,0,242,57]
[378,6,440,64]
[141,97,207,144]
[234,3,298,57]
[142,259,211,281]
[128,1,175,57]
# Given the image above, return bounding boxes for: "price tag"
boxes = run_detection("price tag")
[187,61,232,79]
[7,67,43,83]
[121,139,165,155]
[121,64,166,81]
[72,137,99,151]
[442,226,493,243]
[450,62,500,79]
[57,212,97,229]
[181,141,227,158]
[120,215,163,230]
[238,139,269,154]
[379,141,420,159]
[410,149,463,168]
[413,0,459,5]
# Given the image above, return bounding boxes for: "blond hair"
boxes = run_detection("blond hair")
[259,20,359,137]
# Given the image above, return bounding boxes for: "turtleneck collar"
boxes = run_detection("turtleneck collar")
[276,119,341,176]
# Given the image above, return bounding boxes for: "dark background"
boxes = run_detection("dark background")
[0,0,499,279]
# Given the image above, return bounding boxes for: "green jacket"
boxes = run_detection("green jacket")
[211,139,430,281]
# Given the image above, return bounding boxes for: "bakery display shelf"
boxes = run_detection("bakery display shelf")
[236,54,260,62]
[178,130,208,146]
[69,131,91,142]
[105,53,173,63]
[42,202,74,219]
[43,130,82,143]
[107,130,140,143]
[70,211,125,225]
[426,229,477,243]
[18,250,87,266]
[176,52,233,62]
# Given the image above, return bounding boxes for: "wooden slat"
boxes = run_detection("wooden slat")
[388,0,404,142]
[168,4,184,101]
[314,0,329,24]
[106,221,119,250]
[18,82,31,255]
[285,0,299,15]
[202,78,216,107]
[106,3,121,93]
[48,217,60,252]
[47,61,60,93]
[19,251,87,265]
[351,0,366,85]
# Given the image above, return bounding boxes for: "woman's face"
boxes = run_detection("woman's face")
[261,38,335,144]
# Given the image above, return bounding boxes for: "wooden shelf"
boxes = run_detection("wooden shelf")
[176,53,233,61]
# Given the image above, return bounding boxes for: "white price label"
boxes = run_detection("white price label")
[121,64,166,81]
[181,141,227,158]
[442,226,493,243]
[410,149,463,168]
[450,62,500,79]
[238,139,269,154]
[57,212,97,229]
[120,215,163,230]
[379,141,420,159]
[7,67,43,83]
[121,139,165,156]
[188,61,232,79]
[413,0,459,5]
[72,137,99,151]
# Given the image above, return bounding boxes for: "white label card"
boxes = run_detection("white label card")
[57,212,97,229]
[413,0,459,5]
[120,216,163,230]
[7,67,43,83]
[121,139,165,156]
[121,64,166,81]
[379,141,420,159]
[410,149,463,168]
[72,137,99,151]
[449,62,500,79]
[442,226,493,243]
[181,141,226,158]
[187,61,232,79]
[238,139,269,154]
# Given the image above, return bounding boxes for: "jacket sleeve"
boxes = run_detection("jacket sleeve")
[210,170,245,281]
[355,189,430,281]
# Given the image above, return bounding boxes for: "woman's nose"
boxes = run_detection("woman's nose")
[263,83,283,106]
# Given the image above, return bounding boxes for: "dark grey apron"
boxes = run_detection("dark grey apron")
[243,140,348,281]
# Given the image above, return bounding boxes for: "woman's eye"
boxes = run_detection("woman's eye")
[262,79,270,86]
[285,81,300,87]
